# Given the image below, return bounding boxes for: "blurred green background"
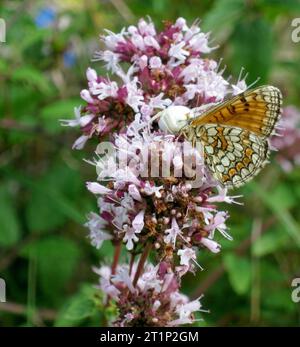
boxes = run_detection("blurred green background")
[0,0,300,327]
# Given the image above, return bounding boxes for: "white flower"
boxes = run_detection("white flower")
[177,247,197,266]
[143,181,163,198]
[112,266,136,294]
[95,266,120,300]
[132,210,145,233]
[86,67,97,82]
[138,55,148,70]
[123,225,140,250]
[168,41,189,66]
[128,25,138,35]
[232,79,247,95]
[184,24,201,42]
[128,184,143,201]
[90,80,119,99]
[149,56,162,69]
[201,237,221,253]
[93,50,120,73]
[144,35,160,50]
[164,218,181,247]
[113,168,141,187]
[149,93,172,110]
[175,17,188,31]
[206,187,242,205]
[86,182,112,195]
[60,107,94,127]
[205,211,231,240]
[180,58,203,83]
[125,77,145,112]
[168,297,201,326]
[138,264,162,293]
[72,134,89,150]
[85,212,111,249]
[102,28,126,50]
[188,32,211,53]
[80,89,94,103]
[113,206,130,229]
[138,18,156,36]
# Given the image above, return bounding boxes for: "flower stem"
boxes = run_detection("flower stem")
[111,242,122,275]
[132,242,152,287]
[129,253,136,276]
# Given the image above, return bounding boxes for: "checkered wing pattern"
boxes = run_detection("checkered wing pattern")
[182,86,282,187]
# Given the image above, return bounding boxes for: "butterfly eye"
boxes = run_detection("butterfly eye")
[156,105,191,134]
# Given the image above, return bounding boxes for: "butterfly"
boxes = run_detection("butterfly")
[157,85,282,188]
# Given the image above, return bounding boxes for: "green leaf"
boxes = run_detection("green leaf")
[11,66,53,95]
[253,228,291,257]
[230,17,273,84]
[251,183,300,247]
[22,236,81,303]
[55,285,98,326]
[0,186,21,247]
[224,253,251,295]
[202,0,245,33]
[26,187,67,233]
[257,0,300,13]
[268,184,297,210]
[25,164,85,233]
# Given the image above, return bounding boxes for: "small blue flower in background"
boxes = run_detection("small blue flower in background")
[63,49,77,68]
[35,7,56,28]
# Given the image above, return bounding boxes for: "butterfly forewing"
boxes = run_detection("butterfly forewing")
[183,85,282,188]
[190,85,282,139]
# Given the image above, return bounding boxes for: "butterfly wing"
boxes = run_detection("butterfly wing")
[190,85,282,139]
[200,124,269,187]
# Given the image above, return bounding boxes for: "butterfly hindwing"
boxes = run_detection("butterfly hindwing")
[199,125,270,187]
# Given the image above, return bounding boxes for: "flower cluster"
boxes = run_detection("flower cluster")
[62,17,246,149]
[63,17,248,327]
[86,121,240,275]
[94,262,203,327]
[271,106,300,172]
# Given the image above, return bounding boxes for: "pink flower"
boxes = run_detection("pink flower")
[132,210,145,233]
[86,182,112,195]
[164,218,181,247]
[177,247,197,266]
[149,56,162,69]
[201,237,221,253]
[123,225,140,250]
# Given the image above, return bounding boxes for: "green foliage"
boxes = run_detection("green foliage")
[0,186,21,247]
[22,236,82,304]
[224,254,251,295]
[1,0,300,327]
[55,285,101,326]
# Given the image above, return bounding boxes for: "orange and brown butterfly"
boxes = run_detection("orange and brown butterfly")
[156,85,283,188]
